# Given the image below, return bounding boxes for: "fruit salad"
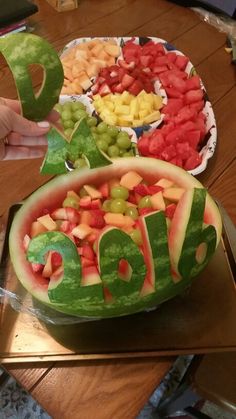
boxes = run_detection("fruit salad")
[10,158,222,317]
[58,36,217,174]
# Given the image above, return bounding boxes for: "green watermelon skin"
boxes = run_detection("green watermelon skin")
[9,157,222,318]
[0,33,64,121]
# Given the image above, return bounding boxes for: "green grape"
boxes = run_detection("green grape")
[62,102,72,110]
[110,198,127,214]
[107,126,119,138]
[64,128,73,138]
[72,109,88,122]
[117,133,131,149]
[99,133,112,144]
[71,101,86,112]
[125,206,139,220]
[61,110,73,121]
[102,199,112,212]
[74,158,87,169]
[62,196,79,209]
[122,150,135,157]
[138,195,152,209]
[92,132,99,142]
[54,103,62,113]
[63,119,74,129]
[96,139,108,152]
[87,116,97,127]
[111,186,129,200]
[91,126,97,133]
[97,122,108,134]
[108,145,120,158]
[130,229,143,246]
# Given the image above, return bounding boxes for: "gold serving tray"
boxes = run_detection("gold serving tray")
[0,204,236,364]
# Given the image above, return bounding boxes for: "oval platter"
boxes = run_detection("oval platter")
[59,36,217,176]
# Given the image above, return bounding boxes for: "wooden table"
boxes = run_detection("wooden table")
[0,0,235,417]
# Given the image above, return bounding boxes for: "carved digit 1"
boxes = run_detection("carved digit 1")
[27,231,103,304]
[0,33,64,121]
[98,227,146,299]
[140,210,174,290]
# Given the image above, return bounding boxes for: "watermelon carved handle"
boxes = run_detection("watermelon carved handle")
[141,211,174,290]
[27,231,103,304]
[0,34,64,121]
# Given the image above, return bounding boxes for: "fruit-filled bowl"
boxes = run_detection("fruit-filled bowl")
[59,36,217,176]
[9,157,222,319]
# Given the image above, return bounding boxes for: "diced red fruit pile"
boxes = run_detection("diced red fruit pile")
[138,74,206,170]
[24,171,186,282]
[90,39,207,171]
[91,64,154,96]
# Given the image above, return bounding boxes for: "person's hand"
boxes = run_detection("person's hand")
[0,97,59,161]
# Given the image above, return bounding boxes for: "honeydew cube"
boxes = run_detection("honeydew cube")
[143,111,161,124]
[120,171,143,190]
[71,224,93,239]
[153,95,163,110]
[163,187,185,202]
[150,191,166,211]
[83,185,102,199]
[37,214,57,231]
[155,178,174,188]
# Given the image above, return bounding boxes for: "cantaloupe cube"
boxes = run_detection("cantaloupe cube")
[163,187,185,202]
[150,191,166,211]
[104,213,126,228]
[72,224,93,239]
[77,71,92,90]
[83,185,102,199]
[42,252,53,278]
[155,178,174,188]
[86,63,99,78]
[90,43,104,57]
[75,49,89,60]
[63,67,73,81]
[120,171,143,190]
[30,221,47,238]
[37,214,57,231]
[104,44,120,57]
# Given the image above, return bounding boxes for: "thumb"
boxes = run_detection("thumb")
[2,105,50,137]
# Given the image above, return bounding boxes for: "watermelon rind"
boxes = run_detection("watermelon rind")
[9,157,222,318]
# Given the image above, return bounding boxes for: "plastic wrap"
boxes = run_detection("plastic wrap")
[192,7,236,38]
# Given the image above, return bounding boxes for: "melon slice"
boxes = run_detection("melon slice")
[0,33,64,121]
